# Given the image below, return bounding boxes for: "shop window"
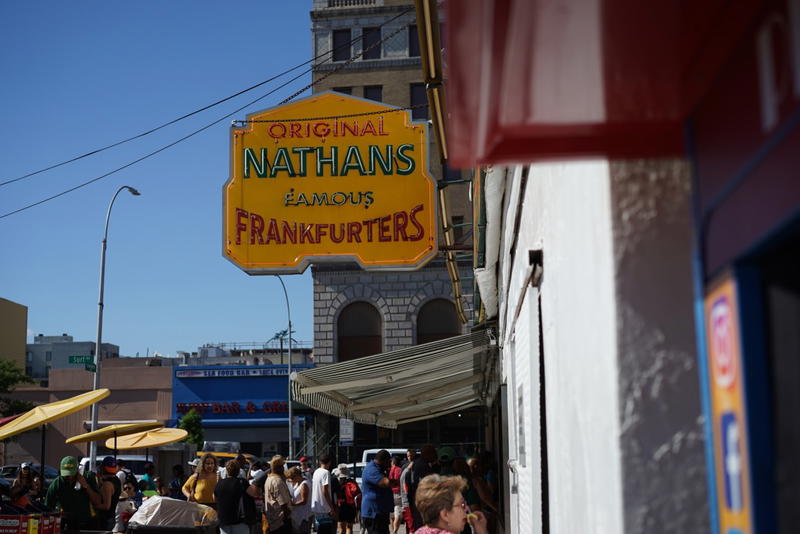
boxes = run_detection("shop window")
[417,299,460,344]
[409,25,420,57]
[411,83,428,120]
[45,351,52,362]
[333,87,352,95]
[332,29,351,61]
[337,301,382,362]
[364,85,383,102]
[362,27,381,59]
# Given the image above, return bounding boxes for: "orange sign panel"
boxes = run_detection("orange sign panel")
[705,273,752,534]
[223,92,438,274]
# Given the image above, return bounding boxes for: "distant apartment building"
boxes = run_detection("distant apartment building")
[26,333,119,381]
[0,298,27,369]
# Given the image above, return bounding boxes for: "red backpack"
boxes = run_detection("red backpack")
[343,480,361,506]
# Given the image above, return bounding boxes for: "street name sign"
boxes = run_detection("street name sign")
[69,355,93,364]
[84,363,97,373]
[223,91,438,274]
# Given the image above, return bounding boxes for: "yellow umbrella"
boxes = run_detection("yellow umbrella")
[0,389,110,440]
[66,422,164,444]
[0,388,111,467]
[105,428,188,450]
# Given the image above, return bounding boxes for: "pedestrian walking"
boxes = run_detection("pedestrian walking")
[10,462,35,507]
[408,445,438,531]
[310,455,337,534]
[264,456,293,534]
[336,466,360,534]
[169,464,188,500]
[412,475,487,534]
[113,481,138,533]
[389,457,403,534]
[287,466,313,534]
[94,456,123,531]
[361,450,396,534]
[183,453,219,507]
[215,461,260,534]
[44,456,101,532]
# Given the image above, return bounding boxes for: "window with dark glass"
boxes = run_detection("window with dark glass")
[417,299,460,344]
[337,301,382,362]
[333,86,352,95]
[333,29,352,61]
[362,27,381,59]
[410,83,429,119]
[364,85,383,102]
[409,25,420,57]
[451,215,465,243]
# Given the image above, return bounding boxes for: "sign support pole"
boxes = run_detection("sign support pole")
[275,275,293,460]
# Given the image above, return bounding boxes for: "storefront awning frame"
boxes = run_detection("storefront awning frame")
[290,330,495,429]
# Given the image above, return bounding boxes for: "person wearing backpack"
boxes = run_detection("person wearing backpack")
[335,465,361,534]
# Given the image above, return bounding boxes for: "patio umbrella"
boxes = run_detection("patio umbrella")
[0,388,111,467]
[65,422,164,455]
[0,413,23,427]
[105,428,188,461]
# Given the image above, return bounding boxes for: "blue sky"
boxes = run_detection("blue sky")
[0,2,315,357]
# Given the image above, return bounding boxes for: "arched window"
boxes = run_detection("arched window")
[417,298,461,344]
[337,302,382,362]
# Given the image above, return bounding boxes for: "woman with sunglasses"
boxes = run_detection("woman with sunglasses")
[414,475,488,534]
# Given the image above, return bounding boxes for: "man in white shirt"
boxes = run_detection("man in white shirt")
[310,455,337,534]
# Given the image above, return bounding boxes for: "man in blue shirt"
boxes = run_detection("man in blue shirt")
[360,449,396,534]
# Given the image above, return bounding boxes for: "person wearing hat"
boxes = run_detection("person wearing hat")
[45,455,101,532]
[437,447,456,476]
[264,455,293,534]
[92,456,124,530]
[10,462,35,507]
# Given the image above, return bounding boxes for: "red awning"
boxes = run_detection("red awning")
[445,0,765,166]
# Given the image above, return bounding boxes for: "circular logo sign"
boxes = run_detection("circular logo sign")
[710,296,737,389]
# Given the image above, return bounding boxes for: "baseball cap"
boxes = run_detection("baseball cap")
[20,462,31,469]
[101,456,117,471]
[299,456,309,462]
[60,456,78,476]
[437,446,456,463]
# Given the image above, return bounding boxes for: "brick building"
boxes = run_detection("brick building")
[307,0,479,452]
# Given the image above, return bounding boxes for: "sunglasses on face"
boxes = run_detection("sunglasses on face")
[453,500,467,511]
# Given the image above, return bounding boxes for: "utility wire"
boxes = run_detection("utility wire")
[0,13,415,220]
[0,7,414,189]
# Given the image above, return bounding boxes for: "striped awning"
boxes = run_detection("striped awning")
[290,330,495,429]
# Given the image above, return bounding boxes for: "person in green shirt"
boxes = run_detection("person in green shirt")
[45,456,101,532]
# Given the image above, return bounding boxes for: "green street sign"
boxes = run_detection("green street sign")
[84,363,97,373]
[69,355,93,364]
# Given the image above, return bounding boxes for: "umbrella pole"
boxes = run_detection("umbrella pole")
[40,423,46,470]
[114,432,118,459]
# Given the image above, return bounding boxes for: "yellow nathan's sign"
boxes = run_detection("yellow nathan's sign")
[223,92,437,274]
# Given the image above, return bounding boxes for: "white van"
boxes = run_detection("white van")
[360,448,408,464]
[79,455,150,480]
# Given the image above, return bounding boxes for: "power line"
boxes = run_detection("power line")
[0,7,414,189]
[0,13,416,220]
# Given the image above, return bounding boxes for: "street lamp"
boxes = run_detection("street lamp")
[274,275,294,459]
[88,185,141,469]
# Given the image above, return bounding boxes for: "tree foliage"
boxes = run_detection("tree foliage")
[178,408,204,449]
[0,360,34,417]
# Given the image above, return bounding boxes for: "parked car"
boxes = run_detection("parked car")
[79,455,150,480]
[360,448,409,464]
[0,464,58,487]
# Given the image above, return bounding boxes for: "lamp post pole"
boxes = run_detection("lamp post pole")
[275,275,293,459]
[89,185,141,469]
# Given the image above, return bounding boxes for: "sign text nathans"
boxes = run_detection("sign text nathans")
[223,92,437,274]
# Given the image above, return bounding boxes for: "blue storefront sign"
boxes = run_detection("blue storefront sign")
[172,364,313,428]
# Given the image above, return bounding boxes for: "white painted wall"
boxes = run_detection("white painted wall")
[496,161,623,534]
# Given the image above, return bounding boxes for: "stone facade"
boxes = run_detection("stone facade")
[312,261,473,362]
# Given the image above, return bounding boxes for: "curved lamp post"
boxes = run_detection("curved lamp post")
[89,185,141,468]
[275,275,294,459]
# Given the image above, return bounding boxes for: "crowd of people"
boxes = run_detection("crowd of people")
[0,447,497,534]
